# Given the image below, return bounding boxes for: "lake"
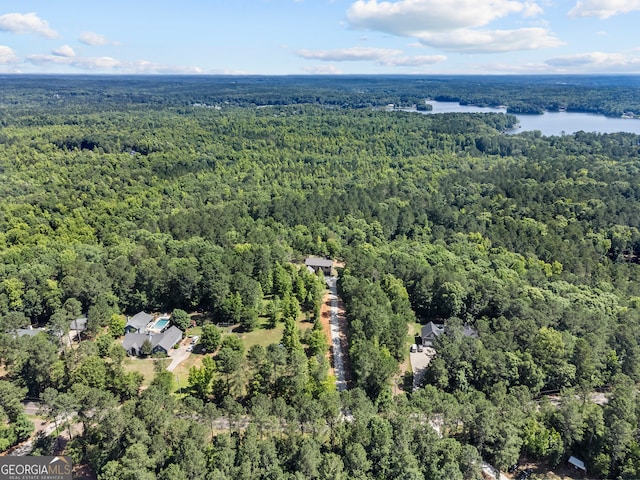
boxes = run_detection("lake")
[404,100,640,136]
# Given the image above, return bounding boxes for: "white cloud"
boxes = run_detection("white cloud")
[569,0,640,18]
[79,31,118,46]
[128,60,203,74]
[296,46,402,61]
[379,54,446,66]
[26,53,203,73]
[0,12,57,38]
[464,61,550,73]
[52,45,76,58]
[345,0,561,54]
[416,27,563,53]
[347,0,541,34]
[297,46,446,68]
[523,1,544,16]
[302,65,343,74]
[545,51,640,71]
[208,68,254,75]
[0,46,19,64]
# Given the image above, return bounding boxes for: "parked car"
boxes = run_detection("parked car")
[410,344,417,353]
[417,344,424,352]
[516,469,532,480]
[191,335,199,345]
[186,345,193,352]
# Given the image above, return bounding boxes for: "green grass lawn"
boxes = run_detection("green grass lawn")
[408,321,422,342]
[171,354,203,393]
[239,323,285,351]
[170,316,315,394]
[184,325,203,338]
[238,317,314,351]
[123,357,171,387]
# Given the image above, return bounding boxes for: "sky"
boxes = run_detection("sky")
[1,0,639,75]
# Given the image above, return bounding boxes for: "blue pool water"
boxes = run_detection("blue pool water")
[153,317,170,329]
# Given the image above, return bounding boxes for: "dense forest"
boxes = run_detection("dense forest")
[1,75,640,479]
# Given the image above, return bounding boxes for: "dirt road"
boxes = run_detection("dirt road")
[325,276,348,391]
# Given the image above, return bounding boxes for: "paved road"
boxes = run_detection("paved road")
[9,406,74,457]
[326,276,347,391]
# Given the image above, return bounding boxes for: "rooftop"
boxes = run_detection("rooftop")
[126,311,154,330]
[305,257,333,268]
[15,327,47,338]
[70,317,87,331]
[122,325,183,354]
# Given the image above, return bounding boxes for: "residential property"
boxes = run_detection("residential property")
[70,317,87,333]
[122,325,183,356]
[152,326,183,355]
[421,322,445,346]
[122,332,151,356]
[14,327,47,338]
[124,311,154,334]
[420,322,478,347]
[305,257,333,275]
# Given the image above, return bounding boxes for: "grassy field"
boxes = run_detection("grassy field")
[123,357,171,387]
[171,353,204,393]
[237,317,315,351]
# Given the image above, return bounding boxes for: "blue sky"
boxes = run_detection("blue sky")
[1,0,639,75]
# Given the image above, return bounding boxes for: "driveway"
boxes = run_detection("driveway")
[409,347,436,390]
[326,276,347,391]
[482,462,510,480]
[167,344,191,372]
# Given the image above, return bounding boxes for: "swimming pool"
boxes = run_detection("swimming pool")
[151,317,170,330]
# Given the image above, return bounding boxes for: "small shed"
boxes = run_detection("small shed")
[70,317,87,332]
[305,257,333,275]
[568,456,586,474]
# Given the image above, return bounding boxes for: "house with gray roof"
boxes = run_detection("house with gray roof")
[152,326,183,355]
[124,311,154,334]
[305,257,333,275]
[122,332,152,356]
[421,322,478,347]
[122,325,183,356]
[14,327,47,338]
[421,322,445,346]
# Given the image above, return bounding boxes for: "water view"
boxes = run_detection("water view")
[408,100,640,136]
